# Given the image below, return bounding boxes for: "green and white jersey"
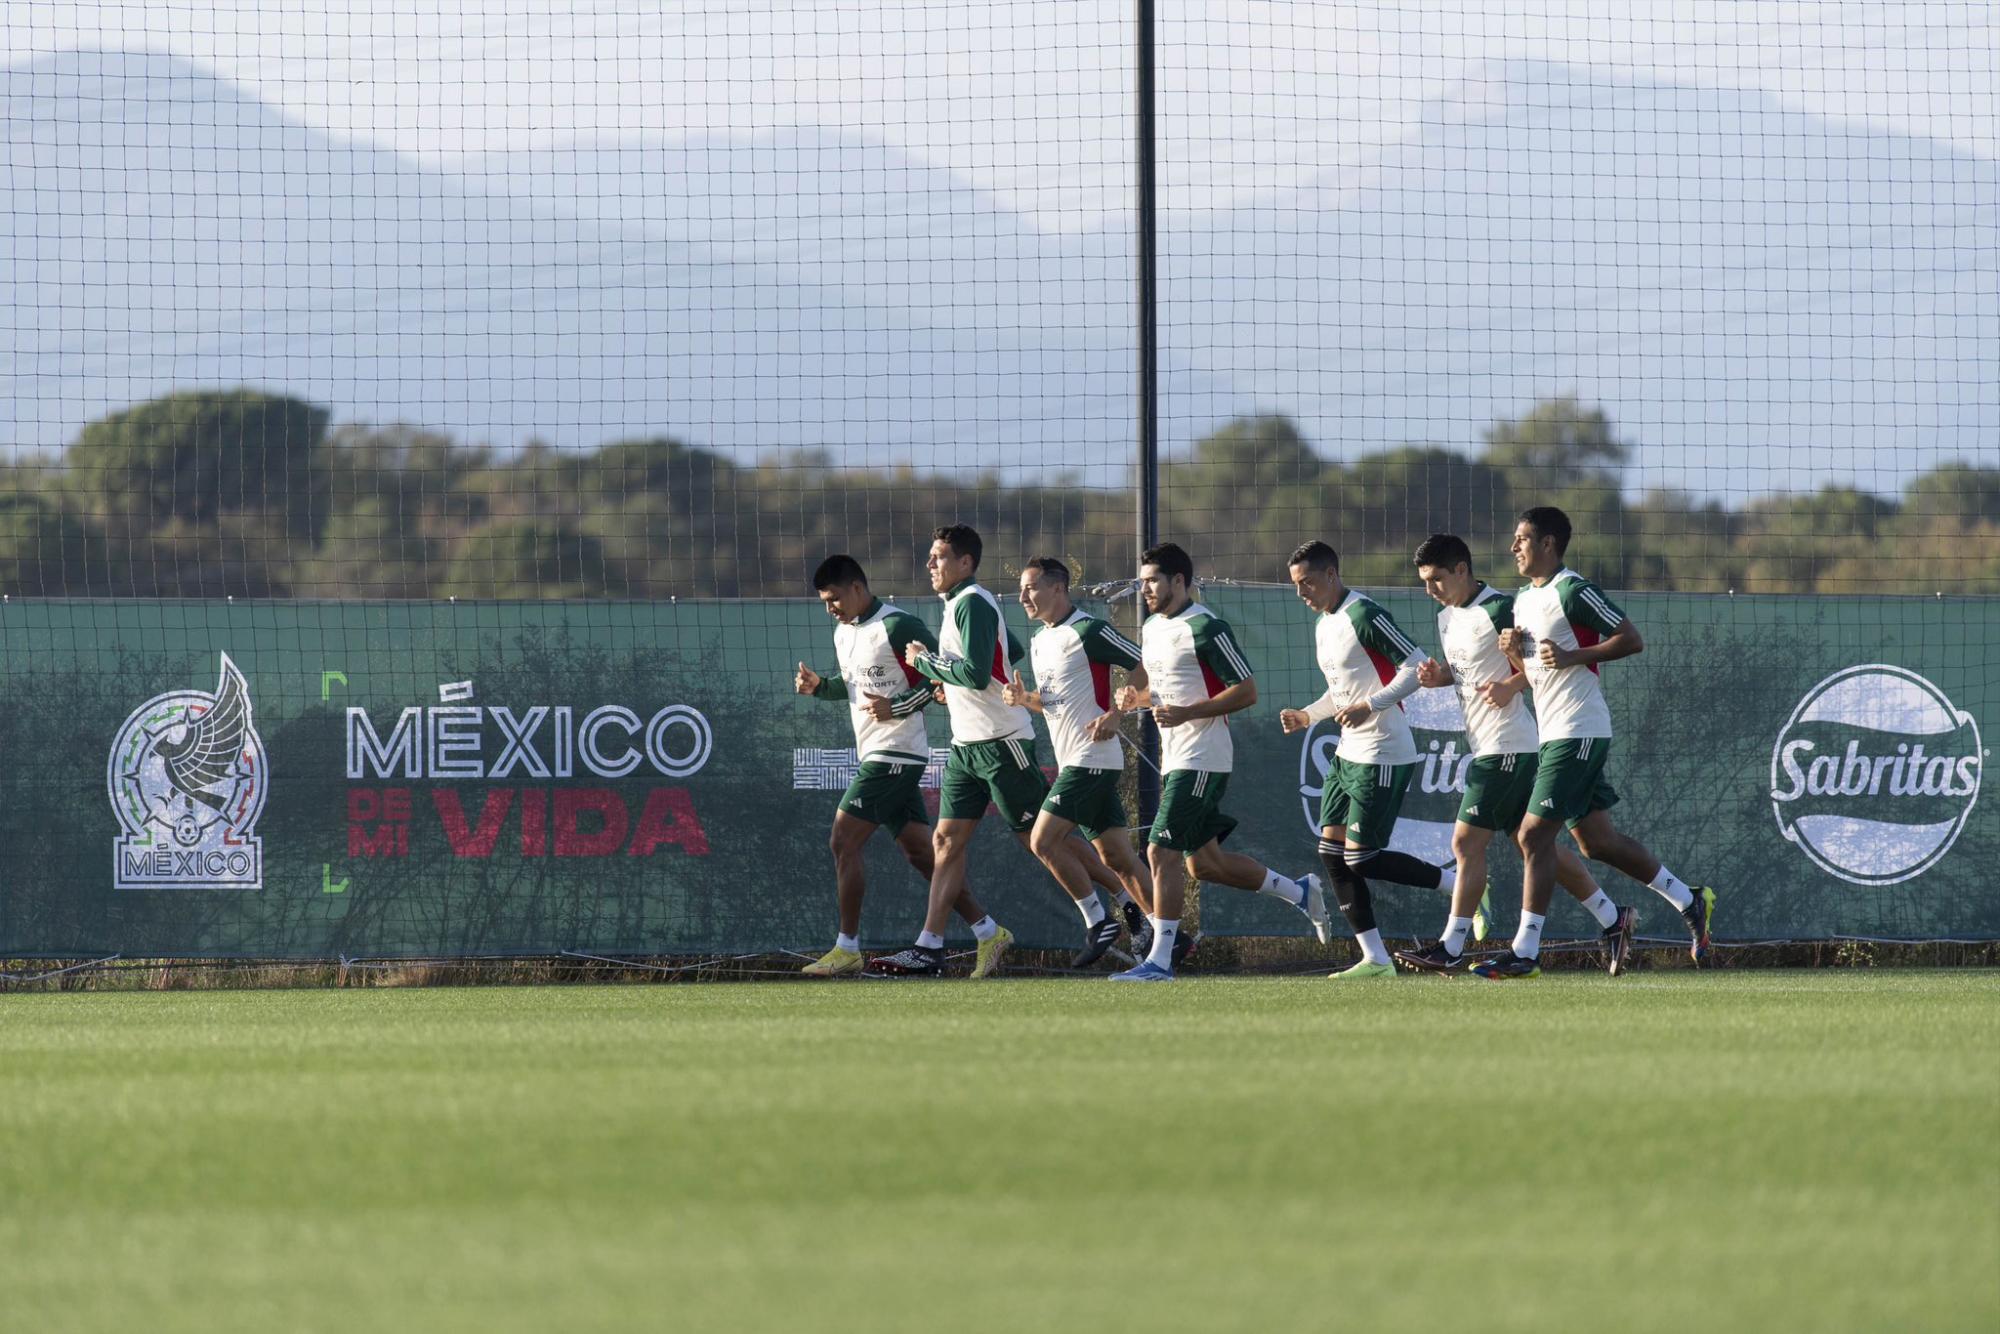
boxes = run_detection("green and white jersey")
[1030,608,1143,771]
[1514,568,1628,742]
[1302,590,1423,765]
[810,597,935,764]
[1436,582,1540,757]
[1141,602,1253,774]
[912,579,1035,745]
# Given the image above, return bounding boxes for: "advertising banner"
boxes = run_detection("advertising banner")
[0,592,1989,958]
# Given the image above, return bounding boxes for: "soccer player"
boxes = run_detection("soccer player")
[1475,506,1719,979]
[1391,533,1639,976]
[793,554,1003,976]
[867,525,1119,978]
[1004,557,1159,967]
[1276,540,1457,980]
[1109,542,1328,982]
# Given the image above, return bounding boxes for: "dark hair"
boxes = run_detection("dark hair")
[932,524,983,569]
[813,553,868,591]
[1287,540,1339,574]
[1412,534,1473,572]
[1140,542,1194,587]
[1024,556,1070,588]
[1517,506,1572,557]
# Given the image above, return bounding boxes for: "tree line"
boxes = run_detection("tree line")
[0,389,1993,599]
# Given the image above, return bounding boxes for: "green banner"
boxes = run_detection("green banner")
[0,592,1991,959]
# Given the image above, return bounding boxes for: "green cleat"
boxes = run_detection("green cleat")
[800,945,863,978]
[970,924,1015,979]
[1472,883,1496,943]
[1684,885,1717,965]
[1328,960,1397,980]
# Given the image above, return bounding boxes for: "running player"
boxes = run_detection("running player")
[1005,557,1158,968]
[866,525,1121,978]
[1390,533,1639,976]
[1475,506,1719,978]
[1110,543,1328,982]
[1275,540,1457,980]
[794,555,1004,976]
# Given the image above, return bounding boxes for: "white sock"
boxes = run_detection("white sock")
[969,915,999,942]
[1113,887,1137,908]
[1077,893,1107,927]
[1440,916,1473,957]
[1648,866,1695,910]
[1146,917,1180,971]
[1436,862,1458,894]
[1258,868,1305,907]
[916,930,945,950]
[1578,890,1619,929]
[1356,928,1390,966]
[1513,911,1546,960]
[836,933,860,953]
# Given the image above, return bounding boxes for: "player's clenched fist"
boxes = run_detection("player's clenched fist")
[795,662,822,695]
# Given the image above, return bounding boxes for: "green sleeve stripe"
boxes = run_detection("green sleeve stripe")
[1082,619,1144,667]
[885,612,938,654]
[1355,602,1422,662]
[1481,593,1514,632]
[1210,629,1253,681]
[1579,587,1624,627]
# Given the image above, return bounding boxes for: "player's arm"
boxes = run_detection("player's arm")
[798,662,846,700]
[1002,678,1045,712]
[1280,683,1341,735]
[1476,595,1529,708]
[907,596,998,689]
[873,615,942,718]
[1080,620,1146,739]
[1545,582,1642,668]
[1161,619,1255,725]
[1334,607,1426,727]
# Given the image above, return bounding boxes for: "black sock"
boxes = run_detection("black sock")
[1359,847,1443,891]
[1319,839,1376,934]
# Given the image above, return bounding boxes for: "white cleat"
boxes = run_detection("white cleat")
[1298,873,1333,946]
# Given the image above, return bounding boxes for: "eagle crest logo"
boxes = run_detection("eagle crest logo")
[108,653,267,889]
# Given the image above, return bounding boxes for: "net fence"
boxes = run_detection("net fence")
[0,3,1992,958]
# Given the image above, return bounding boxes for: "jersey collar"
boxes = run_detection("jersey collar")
[939,576,977,601]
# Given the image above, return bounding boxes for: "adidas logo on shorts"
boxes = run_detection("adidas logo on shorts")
[1539,798,1554,809]
[1466,804,1479,815]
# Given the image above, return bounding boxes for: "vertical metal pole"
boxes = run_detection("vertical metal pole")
[1135,0,1162,830]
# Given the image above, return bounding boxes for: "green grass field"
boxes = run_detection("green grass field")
[3,972,1995,1333]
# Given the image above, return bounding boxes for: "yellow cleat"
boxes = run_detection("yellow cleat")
[800,946,864,978]
[1328,960,1396,980]
[970,924,1015,979]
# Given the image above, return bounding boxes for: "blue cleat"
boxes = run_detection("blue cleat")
[1108,960,1175,982]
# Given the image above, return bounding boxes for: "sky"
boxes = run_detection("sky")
[3,1,1993,230]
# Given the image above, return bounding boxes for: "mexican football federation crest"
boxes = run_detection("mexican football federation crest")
[108,653,268,889]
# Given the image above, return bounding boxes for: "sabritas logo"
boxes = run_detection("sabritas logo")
[1297,684,1466,863]
[1771,665,1983,885]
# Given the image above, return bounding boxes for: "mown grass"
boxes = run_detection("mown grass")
[2,972,1993,1333]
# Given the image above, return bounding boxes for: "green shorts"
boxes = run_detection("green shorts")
[836,759,930,835]
[1042,766,1126,842]
[1317,757,1416,849]
[1528,737,1620,829]
[939,737,1050,832]
[1457,752,1538,832]
[1149,768,1237,853]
